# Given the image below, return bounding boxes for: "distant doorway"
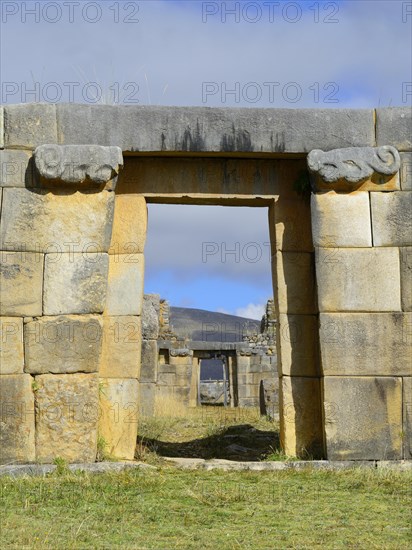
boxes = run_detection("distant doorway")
[199,356,229,406]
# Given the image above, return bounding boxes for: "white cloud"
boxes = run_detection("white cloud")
[235,303,265,320]
[145,204,272,285]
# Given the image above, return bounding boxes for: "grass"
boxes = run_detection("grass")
[137,406,279,461]
[1,407,410,548]
[0,467,410,549]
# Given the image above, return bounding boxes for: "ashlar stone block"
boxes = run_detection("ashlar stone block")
[24,315,103,374]
[35,373,99,463]
[139,382,156,417]
[0,374,35,464]
[279,376,323,458]
[0,150,33,188]
[0,251,44,316]
[0,106,3,149]
[0,188,115,253]
[273,252,317,314]
[140,339,158,382]
[400,247,412,311]
[4,103,57,149]
[0,317,24,374]
[403,377,412,459]
[277,314,319,377]
[105,254,144,316]
[268,195,313,253]
[323,376,403,460]
[100,316,141,378]
[371,192,412,246]
[376,107,412,151]
[57,104,375,153]
[319,313,412,376]
[311,191,372,247]
[400,153,412,190]
[315,247,401,312]
[110,194,147,255]
[43,253,109,315]
[99,378,139,460]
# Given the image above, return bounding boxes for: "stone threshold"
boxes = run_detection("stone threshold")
[163,457,412,471]
[1,459,411,477]
[0,461,155,478]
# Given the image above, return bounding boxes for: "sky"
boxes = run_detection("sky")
[1,0,411,318]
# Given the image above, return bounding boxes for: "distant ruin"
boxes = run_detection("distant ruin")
[0,104,410,464]
[139,296,278,417]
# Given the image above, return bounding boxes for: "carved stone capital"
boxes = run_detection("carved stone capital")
[307,146,400,192]
[34,144,123,189]
[169,348,191,357]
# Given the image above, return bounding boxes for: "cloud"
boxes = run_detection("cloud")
[2,0,410,313]
[1,1,410,107]
[235,303,265,320]
[145,204,272,288]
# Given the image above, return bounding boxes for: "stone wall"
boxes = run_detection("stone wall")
[309,146,411,460]
[0,103,410,463]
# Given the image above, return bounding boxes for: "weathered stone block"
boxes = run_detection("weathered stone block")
[0,106,3,149]
[0,150,33,188]
[43,253,109,315]
[0,188,115,253]
[157,372,175,386]
[0,317,24,374]
[24,316,103,374]
[140,339,158,382]
[403,377,412,459]
[118,156,305,197]
[376,108,412,151]
[110,194,147,255]
[308,146,400,191]
[236,355,251,374]
[105,254,144,316]
[371,192,412,246]
[319,313,411,376]
[400,153,412,190]
[34,144,123,188]
[279,376,323,458]
[0,374,35,464]
[141,294,160,339]
[100,316,141,378]
[315,247,401,312]
[57,104,375,153]
[0,251,44,316]
[269,195,313,253]
[169,351,192,366]
[99,378,138,460]
[311,191,372,247]
[273,252,317,314]
[35,373,99,463]
[139,382,156,416]
[323,376,402,460]
[278,314,319,377]
[4,104,58,149]
[400,247,412,311]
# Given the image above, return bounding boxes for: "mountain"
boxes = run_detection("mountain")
[169,307,261,342]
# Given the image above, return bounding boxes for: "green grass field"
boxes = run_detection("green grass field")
[1,407,411,549]
[1,466,411,549]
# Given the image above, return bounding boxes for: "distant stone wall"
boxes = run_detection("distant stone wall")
[138,297,279,417]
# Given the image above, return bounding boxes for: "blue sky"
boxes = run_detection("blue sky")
[1,0,411,318]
